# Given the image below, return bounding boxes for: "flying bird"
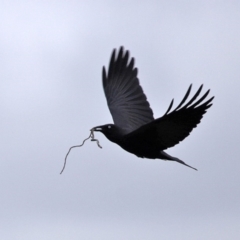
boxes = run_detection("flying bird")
[91,47,214,170]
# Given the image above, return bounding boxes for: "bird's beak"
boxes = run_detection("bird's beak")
[91,127,102,132]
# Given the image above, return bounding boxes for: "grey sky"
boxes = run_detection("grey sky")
[0,1,239,239]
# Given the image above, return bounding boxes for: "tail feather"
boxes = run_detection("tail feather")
[160,151,197,171]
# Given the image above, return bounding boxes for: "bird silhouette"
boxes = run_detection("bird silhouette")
[91,47,214,170]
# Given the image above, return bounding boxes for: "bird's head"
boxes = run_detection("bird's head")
[91,124,123,144]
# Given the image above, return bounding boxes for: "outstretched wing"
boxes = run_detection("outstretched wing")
[102,47,154,134]
[126,85,214,150]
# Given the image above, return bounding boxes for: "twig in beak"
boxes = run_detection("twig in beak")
[60,129,102,174]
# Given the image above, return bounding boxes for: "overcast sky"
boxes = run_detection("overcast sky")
[0,1,240,239]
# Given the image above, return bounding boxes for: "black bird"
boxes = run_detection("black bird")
[91,47,214,170]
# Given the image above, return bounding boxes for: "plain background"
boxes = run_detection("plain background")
[0,1,239,239]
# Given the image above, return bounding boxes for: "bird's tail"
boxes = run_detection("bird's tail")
[160,151,197,171]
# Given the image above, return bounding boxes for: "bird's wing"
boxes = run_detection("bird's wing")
[102,47,154,134]
[125,85,214,150]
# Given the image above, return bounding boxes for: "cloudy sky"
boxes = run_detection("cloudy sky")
[0,1,239,239]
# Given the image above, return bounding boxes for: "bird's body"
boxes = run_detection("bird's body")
[92,47,214,170]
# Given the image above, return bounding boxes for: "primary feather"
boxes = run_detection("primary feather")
[102,47,154,134]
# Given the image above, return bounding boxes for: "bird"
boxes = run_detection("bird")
[91,47,214,170]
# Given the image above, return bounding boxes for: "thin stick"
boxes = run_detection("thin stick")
[90,130,102,148]
[60,130,102,174]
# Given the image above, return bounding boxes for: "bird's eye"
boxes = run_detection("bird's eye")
[108,125,111,129]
